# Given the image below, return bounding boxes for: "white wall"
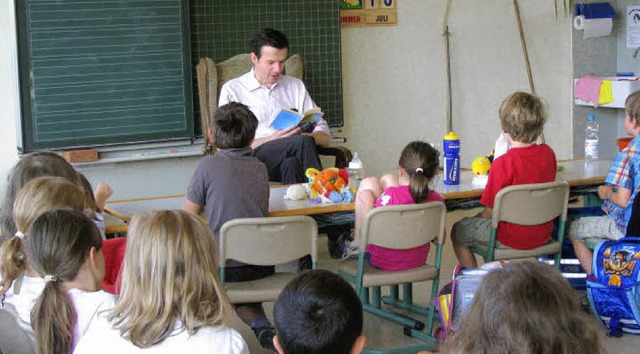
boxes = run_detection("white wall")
[1,0,21,196]
[342,0,574,176]
[1,0,575,199]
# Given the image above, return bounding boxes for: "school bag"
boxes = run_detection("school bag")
[587,237,640,337]
[433,261,504,342]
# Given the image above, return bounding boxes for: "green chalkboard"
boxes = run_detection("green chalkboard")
[190,0,343,134]
[17,0,193,152]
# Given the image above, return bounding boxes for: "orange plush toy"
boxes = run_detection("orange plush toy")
[306,167,355,203]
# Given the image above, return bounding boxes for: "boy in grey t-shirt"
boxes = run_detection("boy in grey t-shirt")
[183,102,275,350]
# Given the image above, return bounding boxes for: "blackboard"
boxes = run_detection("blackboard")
[17,0,193,152]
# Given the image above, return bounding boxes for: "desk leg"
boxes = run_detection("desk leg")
[582,193,603,208]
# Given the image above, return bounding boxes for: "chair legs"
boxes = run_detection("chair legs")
[362,283,439,337]
[361,342,437,354]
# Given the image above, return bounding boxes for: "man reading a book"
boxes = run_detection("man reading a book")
[218,28,331,184]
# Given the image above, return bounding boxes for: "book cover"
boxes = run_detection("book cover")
[271,108,323,133]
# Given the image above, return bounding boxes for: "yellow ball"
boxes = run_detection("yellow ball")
[472,156,491,175]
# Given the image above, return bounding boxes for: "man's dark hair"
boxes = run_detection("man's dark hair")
[251,28,289,58]
[273,270,363,354]
[210,102,258,149]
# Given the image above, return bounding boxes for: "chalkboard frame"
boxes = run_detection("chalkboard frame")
[16,0,194,153]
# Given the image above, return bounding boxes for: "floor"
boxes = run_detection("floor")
[228,207,640,353]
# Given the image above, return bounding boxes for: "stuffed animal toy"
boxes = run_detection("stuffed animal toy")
[471,156,491,176]
[471,156,491,188]
[306,167,355,203]
[284,184,307,200]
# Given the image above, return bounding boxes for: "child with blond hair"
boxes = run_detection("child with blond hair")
[74,210,248,353]
[451,92,557,268]
[571,90,640,274]
[0,177,88,333]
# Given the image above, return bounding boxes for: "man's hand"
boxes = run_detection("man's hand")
[252,126,301,149]
[275,125,301,138]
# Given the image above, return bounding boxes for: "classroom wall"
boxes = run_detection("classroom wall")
[0,0,576,200]
[341,0,574,176]
[1,0,20,194]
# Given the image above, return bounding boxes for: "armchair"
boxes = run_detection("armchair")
[195,54,352,168]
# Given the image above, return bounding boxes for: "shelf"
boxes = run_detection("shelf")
[574,77,640,108]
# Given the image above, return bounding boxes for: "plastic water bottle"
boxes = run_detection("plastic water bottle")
[443,131,461,185]
[585,115,599,161]
[347,152,364,190]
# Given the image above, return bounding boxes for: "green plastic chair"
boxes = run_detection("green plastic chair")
[339,202,446,352]
[469,180,570,268]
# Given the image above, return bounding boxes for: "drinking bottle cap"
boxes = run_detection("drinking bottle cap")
[349,152,363,169]
[444,131,459,140]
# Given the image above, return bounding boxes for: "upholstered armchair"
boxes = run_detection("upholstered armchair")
[195,54,352,168]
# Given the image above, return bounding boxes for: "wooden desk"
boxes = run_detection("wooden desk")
[268,187,354,217]
[104,187,356,233]
[104,159,612,234]
[432,158,611,200]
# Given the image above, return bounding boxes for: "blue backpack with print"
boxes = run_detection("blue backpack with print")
[587,237,640,336]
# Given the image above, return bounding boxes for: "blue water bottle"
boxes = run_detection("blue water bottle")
[443,131,460,185]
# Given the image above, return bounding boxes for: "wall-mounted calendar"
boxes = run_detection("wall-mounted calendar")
[340,0,397,27]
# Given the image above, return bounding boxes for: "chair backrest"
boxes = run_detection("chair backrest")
[219,215,317,267]
[196,54,304,155]
[0,304,36,354]
[360,202,446,250]
[627,192,640,236]
[491,180,570,228]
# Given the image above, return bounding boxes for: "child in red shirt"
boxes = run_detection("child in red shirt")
[451,92,557,268]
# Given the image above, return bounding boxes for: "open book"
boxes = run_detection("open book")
[271,108,323,133]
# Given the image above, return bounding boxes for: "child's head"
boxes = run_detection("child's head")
[210,102,259,149]
[273,269,366,354]
[0,177,86,296]
[28,209,103,354]
[109,210,230,348]
[447,260,603,354]
[0,152,80,239]
[625,90,640,124]
[398,141,439,204]
[499,92,547,144]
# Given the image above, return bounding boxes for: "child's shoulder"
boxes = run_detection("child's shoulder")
[627,135,640,152]
[427,190,445,203]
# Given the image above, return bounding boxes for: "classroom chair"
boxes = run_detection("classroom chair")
[469,180,570,268]
[0,303,36,354]
[339,202,446,353]
[195,54,352,168]
[218,215,317,304]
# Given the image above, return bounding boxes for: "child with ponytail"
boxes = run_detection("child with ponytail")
[28,209,114,354]
[345,141,444,271]
[0,177,87,331]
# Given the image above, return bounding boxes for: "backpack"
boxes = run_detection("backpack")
[587,237,640,337]
[433,261,504,342]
